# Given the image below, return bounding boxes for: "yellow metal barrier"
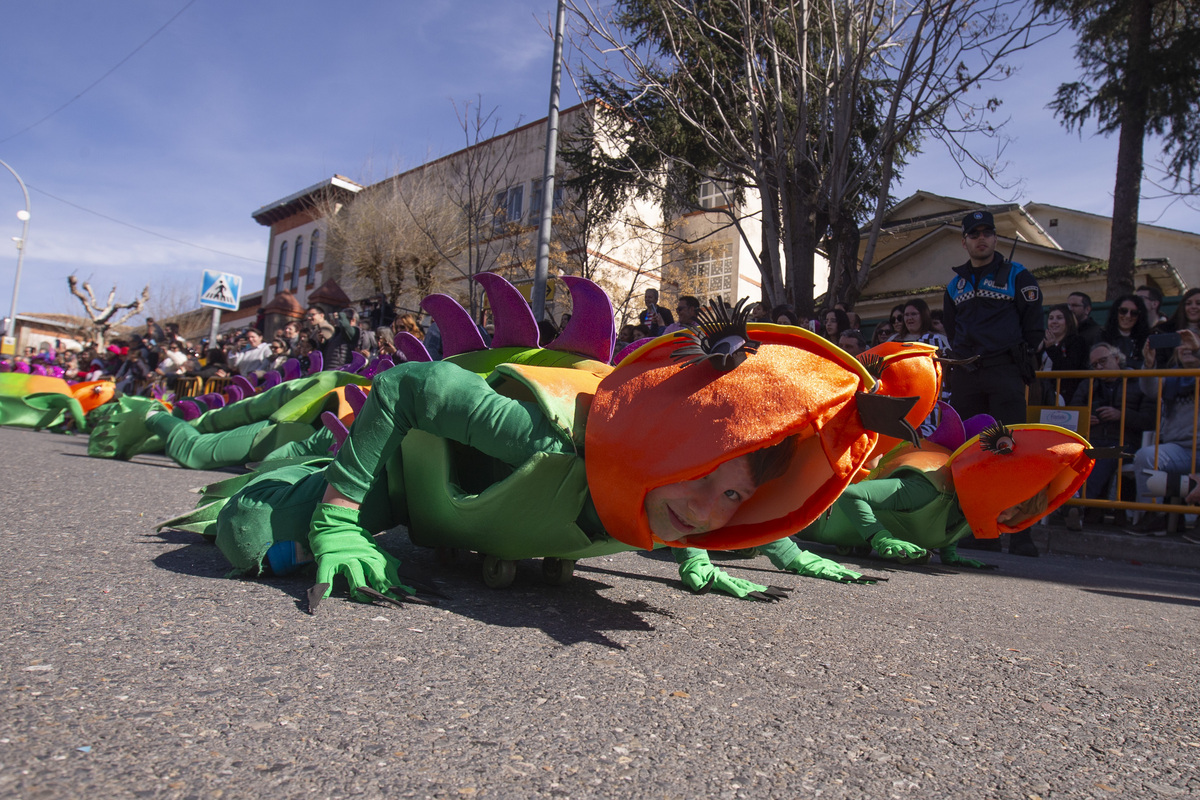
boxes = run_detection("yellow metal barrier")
[1035,367,1200,517]
[203,377,232,395]
[173,376,203,397]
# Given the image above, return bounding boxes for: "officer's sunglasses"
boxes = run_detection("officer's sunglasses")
[965,228,996,240]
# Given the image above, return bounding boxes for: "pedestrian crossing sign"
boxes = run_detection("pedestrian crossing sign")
[199,271,242,311]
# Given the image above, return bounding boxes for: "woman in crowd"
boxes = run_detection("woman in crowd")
[1037,303,1088,404]
[1170,287,1200,338]
[771,305,798,326]
[822,308,852,343]
[1101,294,1150,370]
[889,299,949,351]
[1126,329,1200,535]
[870,322,894,348]
[267,338,291,371]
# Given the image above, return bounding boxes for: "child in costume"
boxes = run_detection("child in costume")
[167,274,924,607]
[795,404,1097,566]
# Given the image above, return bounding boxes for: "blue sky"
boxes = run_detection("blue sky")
[1,1,1196,319]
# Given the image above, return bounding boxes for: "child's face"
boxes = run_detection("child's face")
[643,455,758,542]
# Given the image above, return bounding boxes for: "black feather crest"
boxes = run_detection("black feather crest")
[670,297,761,372]
[978,423,1016,454]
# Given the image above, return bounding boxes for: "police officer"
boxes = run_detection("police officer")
[943,210,1043,556]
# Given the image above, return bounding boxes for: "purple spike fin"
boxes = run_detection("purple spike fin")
[547,276,616,362]
[232,375,257,396]
[176,401,202,422]
[339,351,367,373]
[474,272,539,349]
[963,414,999,443]
[345,384,369,415]
[282,358,301,381]
[31,364,46,376]
[260,371,282,390]
[924,401,966,451]
[395,332,432,362]
[14,361,30,374]
[611,337,654,366]
[307,351,323,374]
[321,410,349,454]
[421,294,487,356]
[225,384,244,403]
[371,355,395,376]
[197,392,225,409]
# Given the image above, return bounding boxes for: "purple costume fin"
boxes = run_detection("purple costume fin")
[421,294,487,357]
[259,371,282,390]
[282,358,302,381]
[474,272,539,349]
[344,384,369,415]
[924,402,965,451]
[176,401,202,422]
[232,375,257,396]
[340,351,368,374]
[225,384,244,403]
[321,410,350,454]
[307,351,323,374]
[547,275,616,363]
[395,332,432,362]
[963,413,999,443]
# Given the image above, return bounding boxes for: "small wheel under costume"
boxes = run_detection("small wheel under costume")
[541,557,575,585]
[434,546,459,567]
[482,555,517,588]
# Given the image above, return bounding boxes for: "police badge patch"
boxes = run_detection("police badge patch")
[1022,286,1040,302]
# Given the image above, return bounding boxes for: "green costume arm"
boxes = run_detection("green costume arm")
[756,538,868,582]
[323,361,571,503]
[938,543,998,570]
[672,547,787,601]
[309,503,414,601]
[835,476,943,562]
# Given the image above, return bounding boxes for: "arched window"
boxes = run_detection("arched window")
[290,235,303,291]
[307,230,320,287]
[276,240,288,293]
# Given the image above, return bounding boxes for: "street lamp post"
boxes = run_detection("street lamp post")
[0,158,31,354]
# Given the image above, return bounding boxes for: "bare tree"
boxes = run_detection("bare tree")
[567,0,1065,310]
[67,275,150,347]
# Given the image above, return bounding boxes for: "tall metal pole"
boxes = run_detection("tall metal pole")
[532,0,567,321]
[0,158,31,352]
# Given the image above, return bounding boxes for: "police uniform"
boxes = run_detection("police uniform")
[943,224,1044,426]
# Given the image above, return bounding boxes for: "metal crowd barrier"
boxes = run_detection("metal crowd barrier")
[1033,367,1200,517]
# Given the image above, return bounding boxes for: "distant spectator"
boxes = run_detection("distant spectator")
[1068,292,1104,347]
[870,322,894,347]
[305,306,359,370]
[1069,342,1154,524]
[1136,285,1168,329]
[1101,294,1149,371]
[1126,329,1200,535]
[196,349,230,381]
[888,304,906,334]
[847,311,862,330]
[929,308,946,335]
[393,313,424,341]
[890,299,949,350]
[279,321,301,354]
[771,305,798,326]
[227,329,273,376]
[664,295,701,334]
[1036,303,1088,404]
[1170,287,1200,338]
[838,330,867,356]
[639,288,674,336]
[615,324,640,352]
[267,338,290,371]
[822,308,852,343]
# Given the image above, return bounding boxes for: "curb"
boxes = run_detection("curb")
[1030,521,1200,570]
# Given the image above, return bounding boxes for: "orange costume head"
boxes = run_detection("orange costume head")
[585,301,919,551]
[858,341,942,462]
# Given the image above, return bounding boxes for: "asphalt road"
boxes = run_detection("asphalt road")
[2,425,1199,799]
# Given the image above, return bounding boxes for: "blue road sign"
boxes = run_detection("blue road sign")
[199,271,242,311]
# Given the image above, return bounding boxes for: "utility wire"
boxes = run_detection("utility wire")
[1,0,200,144]
[30,183,262,263]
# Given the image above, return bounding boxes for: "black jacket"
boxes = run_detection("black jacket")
[943,253,1043,360]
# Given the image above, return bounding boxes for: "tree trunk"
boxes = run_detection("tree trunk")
[1107,0,1153,300]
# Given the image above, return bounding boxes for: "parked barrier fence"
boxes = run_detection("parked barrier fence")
[1032,367,1200,519]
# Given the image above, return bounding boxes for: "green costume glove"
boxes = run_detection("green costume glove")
[674,549,788,601]
[757,538,873,583]
[939,543,998,570]
[869,531,929,564]
[309,503,413,602]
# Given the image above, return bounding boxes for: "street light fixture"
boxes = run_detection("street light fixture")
[0,159,31,352]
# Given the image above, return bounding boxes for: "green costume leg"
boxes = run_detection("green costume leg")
[146,412,316,470]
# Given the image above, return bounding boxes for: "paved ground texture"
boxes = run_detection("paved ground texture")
[2,425,1199,799]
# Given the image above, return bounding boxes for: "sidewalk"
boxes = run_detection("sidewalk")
[1027,514,1200,570]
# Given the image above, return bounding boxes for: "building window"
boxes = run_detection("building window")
[276,240,288,293]
[692,242,735,304]
[492,185,524,233]
[290,235,303,291]
[530,178,564,216]
[307,230,320,287]
[698,179,732,210]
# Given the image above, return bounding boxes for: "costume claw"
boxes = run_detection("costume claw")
[306,582,330,614]
[695,575,717,594]
[354,585,407,608]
